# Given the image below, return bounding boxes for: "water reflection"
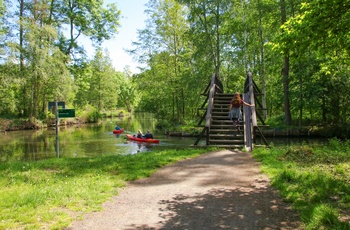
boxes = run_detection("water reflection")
[0,112,330,162]
[0,113,198,162]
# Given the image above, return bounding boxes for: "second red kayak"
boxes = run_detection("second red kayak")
[113,128,124,134]
[126,134,160,143]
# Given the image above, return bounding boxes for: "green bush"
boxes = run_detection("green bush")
[76,105,102,123]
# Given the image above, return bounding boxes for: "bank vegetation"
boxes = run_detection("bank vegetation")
[0,0,350,138]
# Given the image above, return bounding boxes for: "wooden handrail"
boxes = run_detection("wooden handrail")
[205,74,217,145]
[243,72,257,151]
[194,73,223,146]
[194,72,267,149]
[205,74,216,127]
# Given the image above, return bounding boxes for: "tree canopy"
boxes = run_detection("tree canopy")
[0,0,349,135]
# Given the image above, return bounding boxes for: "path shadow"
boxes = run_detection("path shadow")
[129,151,263,188]
[124,187,301,230]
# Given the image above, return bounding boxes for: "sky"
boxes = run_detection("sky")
[82,0,149,73]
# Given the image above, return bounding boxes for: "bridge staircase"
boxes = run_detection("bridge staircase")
[193,73,268,151]
[208,93,245,148]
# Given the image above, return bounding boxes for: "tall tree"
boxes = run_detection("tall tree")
[118,71,138,113]
[89,49,119,112]
[278,0,350,125]
[18,0,27,116]
[22,10,70,120]
[56,0,121,59]
[131,0,194,123]
[178,0,232,77]
[280,0,292,124]
[3,0,121,120]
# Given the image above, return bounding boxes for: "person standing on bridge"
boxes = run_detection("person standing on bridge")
[229,92,254,129]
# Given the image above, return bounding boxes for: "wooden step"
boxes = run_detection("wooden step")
[211,121,244,126]
[209,128,243,132]
[209,138,244,143]
[209,139,244,144]
[210,124,243,129]
[209,133,243,138]
[205,144,244,148]
[214,98,232,103]
[194,89,269,147]
[191,144,244,149]
[214,95,232,99]
[212,110,229,114]
[212,115,234,120]
[213,104,230,108]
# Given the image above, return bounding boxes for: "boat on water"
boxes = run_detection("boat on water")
[125,134,160,143]
[113,128,124,134]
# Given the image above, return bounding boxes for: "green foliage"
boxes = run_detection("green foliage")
[1,0,350,132]
[117,71,138,112]
[72,62,94,108]
[0,64,18,116]
[130,0,208,122]
[253,140,350,229]
[156,119,202,135]
[0,148,208,229]
[155,119,172,130]
[271,0,350,127]
[56,0,121,56]
[265,115,292,129]
[71,50,130,115]
[89,49,120,111]
[0,0,121,121]
[76,105,102,123]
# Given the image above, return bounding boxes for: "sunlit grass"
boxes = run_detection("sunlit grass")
[253,138,350,230]
[0,148,212,229]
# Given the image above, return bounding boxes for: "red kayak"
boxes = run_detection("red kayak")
[113,128,124,134]
[126,134,160,143]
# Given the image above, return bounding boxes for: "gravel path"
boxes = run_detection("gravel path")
[67,150,302,230]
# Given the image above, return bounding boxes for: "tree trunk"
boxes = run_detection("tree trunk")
[19,0,28,117]
[258,0,267,120]
[332,93,340,124]
[215,1,220,77]
[280,0,292,125]
[298,70,303,127]
[282,57,292,124]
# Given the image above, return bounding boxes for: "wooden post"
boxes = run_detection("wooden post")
[243,93,252,151]
[55,100,59,157]
[205,74,216,145]
[243,72,256,151]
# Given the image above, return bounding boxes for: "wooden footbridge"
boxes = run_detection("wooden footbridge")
[193,73,268,151]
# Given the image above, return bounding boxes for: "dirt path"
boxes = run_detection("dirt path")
[67,150,302,230]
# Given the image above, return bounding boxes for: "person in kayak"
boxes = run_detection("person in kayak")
[136,130,144,138]
[144,130,153,139]
[115,124,121,130]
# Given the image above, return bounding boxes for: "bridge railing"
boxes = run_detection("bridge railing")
[194,73,223,146]
[243,72,270,150]
[243,72,257,151]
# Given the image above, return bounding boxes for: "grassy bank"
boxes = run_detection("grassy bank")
[0,148,212,229]
[253,138,350,230]
[4,140,350,230]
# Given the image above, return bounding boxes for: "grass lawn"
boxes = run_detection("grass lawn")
[0,148,212,229]
[2,138,350,230]
[253,138,350,230]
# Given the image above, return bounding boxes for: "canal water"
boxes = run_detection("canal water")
[0,113,328,162]
[0,113,199,162]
